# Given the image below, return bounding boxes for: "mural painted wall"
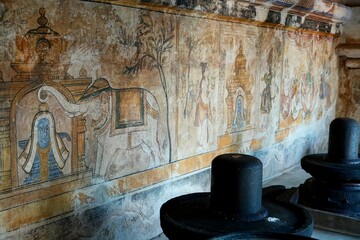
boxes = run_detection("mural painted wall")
[0,0,348,239]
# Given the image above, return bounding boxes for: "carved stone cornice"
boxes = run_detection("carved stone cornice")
[84,0,352,34]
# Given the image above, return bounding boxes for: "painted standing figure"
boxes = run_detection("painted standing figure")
[260,71,273,114]
[194,62,214,144]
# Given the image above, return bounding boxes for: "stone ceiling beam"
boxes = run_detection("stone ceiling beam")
[337,44,360,58]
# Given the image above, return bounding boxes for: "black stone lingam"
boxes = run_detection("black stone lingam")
[299,118,360,218]
[160,154,314,240]
[210,154,268,221]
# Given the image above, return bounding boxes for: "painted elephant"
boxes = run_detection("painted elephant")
[38,79,167,180]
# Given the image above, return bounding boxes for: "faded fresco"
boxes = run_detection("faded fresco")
[0,0,342,238]
[16,94,73,185]
[280,32,337,130]
[177,16,219,158]
[221,25,256,134]
[0,5,173,187]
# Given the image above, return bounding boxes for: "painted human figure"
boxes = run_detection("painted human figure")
[194,62,214,144]
[18,103,70,184]
[260,71,273,114]
[261,49,275,114]
[301,66,317,117]
[36,38,51,63]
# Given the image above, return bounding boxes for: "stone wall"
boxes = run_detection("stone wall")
[336,7,360,119]
[0,0,347,239]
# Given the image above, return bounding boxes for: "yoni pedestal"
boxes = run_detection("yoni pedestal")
[299,118,360,218]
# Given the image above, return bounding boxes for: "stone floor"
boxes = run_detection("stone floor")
[154,166,360,240]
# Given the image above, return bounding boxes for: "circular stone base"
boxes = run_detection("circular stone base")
[211,232,317,240]
[160,191,313,240]
[301,154,360,182]
[298,178,360,218]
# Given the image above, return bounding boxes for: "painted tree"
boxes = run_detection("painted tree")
[123,12,174,162]
[183,35,200,119]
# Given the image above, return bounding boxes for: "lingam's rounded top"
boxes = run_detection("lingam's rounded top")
[302,117,360,182]
[211,154,262,169]
[328,118,360,163]
[210,154,266,221]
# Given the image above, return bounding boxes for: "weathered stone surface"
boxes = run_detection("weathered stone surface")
[346,59,360,69]
[337,44,360,58]
[336,7,360,122]
[4,168,211,240]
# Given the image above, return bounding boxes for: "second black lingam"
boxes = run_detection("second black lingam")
[160,154,314,239]
[299,118,360,218]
